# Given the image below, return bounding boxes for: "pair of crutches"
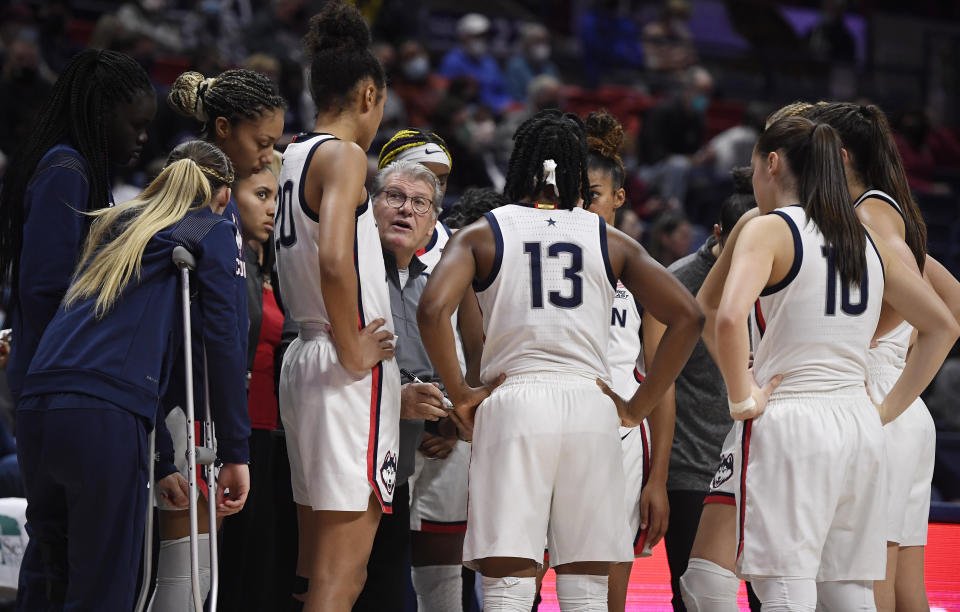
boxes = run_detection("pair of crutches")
[135,246,219,612]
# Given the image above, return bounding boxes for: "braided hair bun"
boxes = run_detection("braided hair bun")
[585,110,626,188]
[305,1,371,54]
[168,71,216,122]
[585,110,624,161]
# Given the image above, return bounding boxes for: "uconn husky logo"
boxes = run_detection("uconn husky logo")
[711,453,735,489]
[231,211,246,278]
[380,451,398,495]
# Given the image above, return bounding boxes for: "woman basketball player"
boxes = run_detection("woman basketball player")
[584,110,673,611]
[702,116,956,611]
[273,3,398,610]
[805,101,960,612]
[158,66,285,610]
[418,109,704,612]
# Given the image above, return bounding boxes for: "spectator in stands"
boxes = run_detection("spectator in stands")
[694,102,768,181]
[894,106,960,196]
[432,97,496,197]
[806,0,856,63]
[615,207,645,244]
[504,23,559,103]
[0,33,54,158]
[438,13,513,114]
[495,74,564,170]
[637,65,712,206]
[393,40,447,128]
[578,0,645,87]
[642,0,697,90]
[114,0,186,54]
[647,210,693,267]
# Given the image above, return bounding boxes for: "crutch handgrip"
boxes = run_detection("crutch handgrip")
[172,246,197,271]
[193,446,216,466]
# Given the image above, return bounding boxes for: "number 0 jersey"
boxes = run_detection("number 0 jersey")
[475,204,617,383]
[753,206,884,394]
[275,133,394,334]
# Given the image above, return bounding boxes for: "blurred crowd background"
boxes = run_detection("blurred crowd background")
[1,0,960,495]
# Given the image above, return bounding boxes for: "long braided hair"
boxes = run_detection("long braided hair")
[168,69,286,139]
[504,110,590,210]
[0,49,154,289]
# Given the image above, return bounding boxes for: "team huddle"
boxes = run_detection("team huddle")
[0,2,957,612]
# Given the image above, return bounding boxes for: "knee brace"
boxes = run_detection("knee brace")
[679,558,740,612]
[147,535,210,612]
[481,575,536,612]
[750,576,817,612]
[555,574,608,612]
[412,565,462,612]
[816,580,876,612]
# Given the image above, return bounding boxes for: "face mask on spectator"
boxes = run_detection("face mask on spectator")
[403,56,430,81]
[466,39,488,58]
[471,119,496,147]
[530,44,550,63]
[691,94,709,114]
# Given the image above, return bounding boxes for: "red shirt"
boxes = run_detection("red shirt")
[248,285,283,430]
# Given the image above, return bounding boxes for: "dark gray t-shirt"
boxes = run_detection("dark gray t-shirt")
[666,238,734,492]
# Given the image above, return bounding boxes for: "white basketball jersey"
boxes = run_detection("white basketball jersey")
[753,206,884,393]
[476,204,616,382]
[608,282,644,398]
[854,189,913,368]
[418,221,451,272]
[275,133,393,335]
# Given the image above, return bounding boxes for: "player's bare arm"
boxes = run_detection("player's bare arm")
[639,311,673,547]
[715,215,788,418]
[311,140,394,373]
[418,220,504,440]
[600,225,703,426]
[457,286,484,387]
[866,228,959,424]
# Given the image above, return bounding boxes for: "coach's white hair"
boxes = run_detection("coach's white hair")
[373,160,443,215]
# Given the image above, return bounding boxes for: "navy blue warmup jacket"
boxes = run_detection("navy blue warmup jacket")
[7,143,102,401]
[21,207,251,464]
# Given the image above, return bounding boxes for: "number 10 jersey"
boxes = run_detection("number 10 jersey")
[752,205,885,394]
[474,203,617,383]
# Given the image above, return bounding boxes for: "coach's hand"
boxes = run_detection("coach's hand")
[157,472,190,510]
[340,318,395,373]
[216,463,250,517]
[448,374,506,442]
[420,431,456,459]
[401,382,448,421]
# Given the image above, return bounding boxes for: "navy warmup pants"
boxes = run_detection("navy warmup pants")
[16,393,149,611]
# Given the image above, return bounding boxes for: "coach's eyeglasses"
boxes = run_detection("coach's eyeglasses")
[382,190,434,216]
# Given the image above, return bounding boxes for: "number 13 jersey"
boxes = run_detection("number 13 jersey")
[475,203,617,383]
[753,206,884,394]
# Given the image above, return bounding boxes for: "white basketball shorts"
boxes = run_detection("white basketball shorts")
[705,422,741,506]
[620,419,652,557]
[867,362,935,547]
[735,390,887,582]
[463,373,634,570]
[279,327,400,512]
[409,439,470,533]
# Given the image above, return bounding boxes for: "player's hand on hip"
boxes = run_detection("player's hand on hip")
[448,373,507,442]
[595,378,641,427]
[732,372,782,420]
[157,472,190,509]
[401,382,448,421]
[340,318,395,373]
[215,463,250,517]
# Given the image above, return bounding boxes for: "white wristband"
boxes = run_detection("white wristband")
[728,395,756,418]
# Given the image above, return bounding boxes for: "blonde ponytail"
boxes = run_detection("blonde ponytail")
[65,159,213,317]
